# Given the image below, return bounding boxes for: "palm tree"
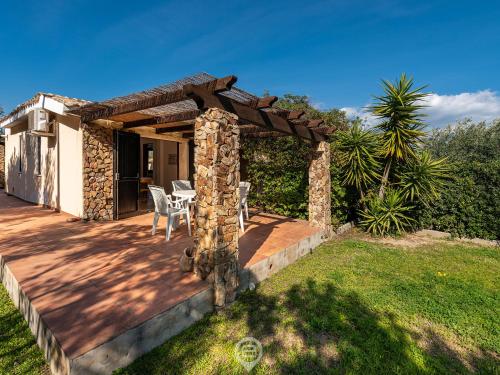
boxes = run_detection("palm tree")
[335,120,381,201]
[397,150,449,203]
[370,74,428,198]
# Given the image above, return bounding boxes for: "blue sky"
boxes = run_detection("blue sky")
[1,0,500,126]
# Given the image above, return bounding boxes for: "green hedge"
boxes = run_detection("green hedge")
[241,136,355,228]
[418,120,500,240]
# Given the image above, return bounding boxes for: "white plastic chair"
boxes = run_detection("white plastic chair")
[148,185,191,241]
[239,184,250,232]
[172,180,192,191]
[239,182,251,220]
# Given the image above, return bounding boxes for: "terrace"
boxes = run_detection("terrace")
[0,73,335,374]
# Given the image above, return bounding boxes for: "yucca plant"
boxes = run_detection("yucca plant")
[359,189,415,236]
[335,121,381,199]
[370,74,429,198]
[397,151,449,203]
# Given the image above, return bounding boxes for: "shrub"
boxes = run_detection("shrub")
[359,189,415,236]
[419,120,500,240]
[241,135,354,226]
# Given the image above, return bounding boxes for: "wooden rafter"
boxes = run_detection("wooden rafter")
[289,119,324,128]
[183,85,325,141]
[306,119,324,128]
[122,110,200,129]
[156,124,193,133]
[246,96,278,109]
[273,109,305,120]
[75,76,237,122]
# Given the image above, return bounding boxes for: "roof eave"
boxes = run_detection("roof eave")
[0,94,75,128]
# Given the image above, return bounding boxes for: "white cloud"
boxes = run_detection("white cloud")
[341,90,500,128]
[423,90,500,127]
[340,106,378,126]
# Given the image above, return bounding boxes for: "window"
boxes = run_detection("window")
[18,135,22,173]
[142,143,154,178]
[36,136,41,175]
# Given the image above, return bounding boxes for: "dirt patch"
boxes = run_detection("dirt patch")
[357,229,498,249]
[315,332,340,367]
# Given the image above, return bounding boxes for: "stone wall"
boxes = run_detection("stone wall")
[308,140,332,237]
[0,139,4,188]
[193,108,240,309]
[82,123,114,220]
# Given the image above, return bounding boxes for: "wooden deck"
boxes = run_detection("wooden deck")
[0,191,320,366]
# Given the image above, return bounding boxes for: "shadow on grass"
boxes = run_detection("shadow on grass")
[117,277,499,374]
[0,292,48,374]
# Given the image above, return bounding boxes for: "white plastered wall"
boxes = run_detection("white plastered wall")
[3,113,83,217]
[57,114,83,217]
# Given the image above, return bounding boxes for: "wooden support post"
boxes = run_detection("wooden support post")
[308,140,332,237]
[193,108,240,309]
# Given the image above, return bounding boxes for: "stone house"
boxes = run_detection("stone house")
[0,92,192,220]
[0,73,334,233]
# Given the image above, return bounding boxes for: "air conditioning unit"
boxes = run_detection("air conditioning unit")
[28,108,49,132]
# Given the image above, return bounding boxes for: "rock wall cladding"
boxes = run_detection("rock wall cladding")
[82,123,113,220]
[308,140,332,237]
[193,108,240,308]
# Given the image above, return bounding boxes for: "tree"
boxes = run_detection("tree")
[370,74,428,198]
[396,150,449,203]
[335,120,380,201]
[419,120,500,239]
[346,74,450,236]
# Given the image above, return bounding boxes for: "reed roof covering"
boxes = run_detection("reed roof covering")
[72,72,259,123]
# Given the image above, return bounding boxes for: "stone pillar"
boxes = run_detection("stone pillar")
[308,140,332,238]
[82,123,114,220]
[193,108,240,309]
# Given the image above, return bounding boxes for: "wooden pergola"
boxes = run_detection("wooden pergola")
[70,73,334,141]
[71,73,333,309]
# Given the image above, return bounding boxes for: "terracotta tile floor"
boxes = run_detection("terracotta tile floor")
[0,191,319,359]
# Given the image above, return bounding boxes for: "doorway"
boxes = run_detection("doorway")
[113,131,140,219]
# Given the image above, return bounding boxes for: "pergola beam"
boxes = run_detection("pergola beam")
[122,110,201,129]
[312,126,336,134]
[74,76,237,122]
[156,124,194,133]
[306,119,324,128]
[273,109,305,120]
[247,96,278,109]
[183,86,325,141]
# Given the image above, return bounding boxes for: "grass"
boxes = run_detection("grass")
[0,284,48,374]
[0,235,498,374]
[116,235,499,374]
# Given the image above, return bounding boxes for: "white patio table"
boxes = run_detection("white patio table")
[172,190,196,220]
[172,189,196,200]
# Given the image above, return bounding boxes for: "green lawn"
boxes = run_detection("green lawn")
[0,284,48,374]
[1,235,498,374]
[117,235,499,374]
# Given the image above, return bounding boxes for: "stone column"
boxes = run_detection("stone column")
[82,123,114,220]
[193,108,240,309]
[308,140,332,238]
